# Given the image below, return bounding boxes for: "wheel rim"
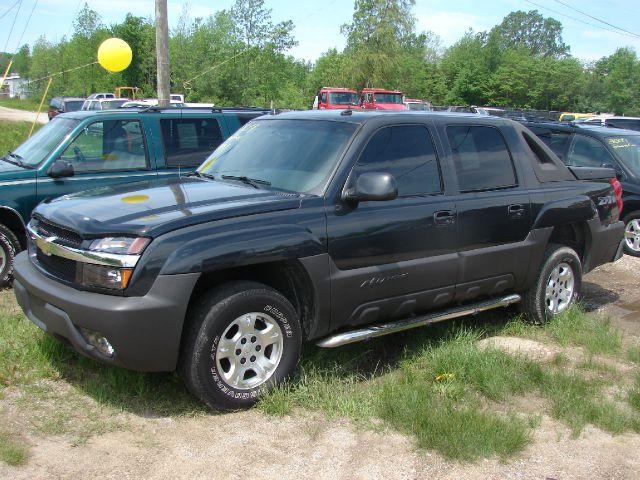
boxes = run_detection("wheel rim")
[545,262,575,314]
[625,219,640,253]
[215,312,284,390]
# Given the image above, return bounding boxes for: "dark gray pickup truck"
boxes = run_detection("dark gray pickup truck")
[13,111,625,409]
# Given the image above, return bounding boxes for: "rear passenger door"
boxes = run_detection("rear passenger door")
[444,125,532,301]
[326,123,458,330]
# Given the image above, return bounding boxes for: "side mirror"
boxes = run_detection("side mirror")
[48,159,75,178]
[342,171,398,203]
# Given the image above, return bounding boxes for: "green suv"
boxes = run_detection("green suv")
[0,107,267,287]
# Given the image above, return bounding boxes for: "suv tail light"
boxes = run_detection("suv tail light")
[610,177,623,220]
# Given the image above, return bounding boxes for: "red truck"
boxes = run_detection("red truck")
[360,88,407,110]
[313,87,359,110]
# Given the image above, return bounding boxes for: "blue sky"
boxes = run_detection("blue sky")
[3,0,640,62]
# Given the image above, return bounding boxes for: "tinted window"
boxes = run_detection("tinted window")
[161,118,224,167]
[353,125,441,196]
[566,135,615,167]
[606,118,640,132]
[60,120,147,172]
[532,129,572,161]
[447,125,516,191]
[64,100,84,112]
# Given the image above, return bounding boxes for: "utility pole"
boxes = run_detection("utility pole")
[155,0,170,107]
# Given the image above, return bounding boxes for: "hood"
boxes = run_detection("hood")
[34,177,301,238]
[0,159,34,176]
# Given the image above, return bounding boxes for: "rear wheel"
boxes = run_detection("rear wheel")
[622,213,640,257]
[0,224,20,289]
[179,281,302,410]
[522,244,582,324]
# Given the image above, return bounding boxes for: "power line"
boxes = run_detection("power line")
[2,0,22,54]
[552,0,640,38]
[0,0,21,21]
[13,0,39,50]
[523,0,640,40]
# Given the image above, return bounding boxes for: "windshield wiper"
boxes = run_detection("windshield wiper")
[222,175,271,189]
[191,171,216,181]
[2,151,29,168]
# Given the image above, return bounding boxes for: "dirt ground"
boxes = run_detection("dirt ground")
[0,106,47,124]
[2,256,640,480]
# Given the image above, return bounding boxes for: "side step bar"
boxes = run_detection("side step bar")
[316,293,521,348]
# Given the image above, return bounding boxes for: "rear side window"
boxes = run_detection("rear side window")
[353,125,442,196]
[446,125,516,192]
[566,135,615,167]
[160,118,223,167]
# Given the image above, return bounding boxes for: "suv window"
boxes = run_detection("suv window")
[447,125,516,191]
[161,118,224,167]
[566,135,615,167]
[60,120,148,172]
[353,125,442,196]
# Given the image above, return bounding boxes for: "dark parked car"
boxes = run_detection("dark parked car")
[0,106,268,287]
[524,121,640,256]
[13,111,624,410]
[47,97,85,120]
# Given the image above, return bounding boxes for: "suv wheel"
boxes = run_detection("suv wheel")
[622,213,640,257]
[179,281,302,410]
[522,244,582,323]
[0,224,20,289]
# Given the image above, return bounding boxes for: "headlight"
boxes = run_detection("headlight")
[88,237,150,255]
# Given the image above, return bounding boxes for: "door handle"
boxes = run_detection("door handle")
[434,210,455,225]
[507,204,525,218]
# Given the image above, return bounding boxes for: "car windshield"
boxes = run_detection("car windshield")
[198,119,357,194]
[374,93,403,104]
[64,101,84,112]
[102,100,127,109]
[329,92,358,106]
[7,117,79,167]
[607,135,640,175]
[407,102,429,111]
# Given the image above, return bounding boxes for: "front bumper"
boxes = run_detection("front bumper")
[13,252,199,372]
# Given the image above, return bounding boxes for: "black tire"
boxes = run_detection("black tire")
[179,281,302,410]
[522,244,582,324]
[622,212,640,257]
[0,223,21,289]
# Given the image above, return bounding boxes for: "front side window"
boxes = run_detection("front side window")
[160,118,223,167]
[60,120,147,172]
[447,125,517,192]
[352,125,442,196]
[566,135,615,167]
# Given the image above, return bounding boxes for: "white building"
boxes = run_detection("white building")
[1,73,29,99]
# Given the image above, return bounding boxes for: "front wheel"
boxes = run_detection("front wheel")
[0,224,21,289]
[622,213,640,257]
[522,244,582,324]
[179,281,302,410]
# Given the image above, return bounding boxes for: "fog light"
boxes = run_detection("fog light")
[80,327,115,358]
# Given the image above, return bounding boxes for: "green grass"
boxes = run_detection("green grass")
[0,120,41,155]
[1,287,639,461]
[0,429,28,466]
[0,97,42,112]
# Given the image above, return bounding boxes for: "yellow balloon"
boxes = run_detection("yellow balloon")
[97,38,132,73]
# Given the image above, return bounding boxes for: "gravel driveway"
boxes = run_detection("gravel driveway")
[0,106,47,124]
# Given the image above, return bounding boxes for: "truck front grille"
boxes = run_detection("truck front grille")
[35,249,77,282]
[34,219,83,248]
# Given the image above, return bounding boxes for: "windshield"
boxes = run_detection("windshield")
[198,119,357,194]
[64,101,84,112]
[9,117,79,167]
[607,136,640,175]
[102,100,127,109]
[407,102,430,111]
[329,92,358,106]
[374,93,403,104]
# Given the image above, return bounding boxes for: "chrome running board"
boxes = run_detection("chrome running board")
[316,294,521,348]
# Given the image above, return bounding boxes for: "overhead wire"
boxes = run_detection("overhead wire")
[13,0,39,51]
[523,0,640,39]
[1,0,22,54]
[552,0,640,38]
[0,0,21,21]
